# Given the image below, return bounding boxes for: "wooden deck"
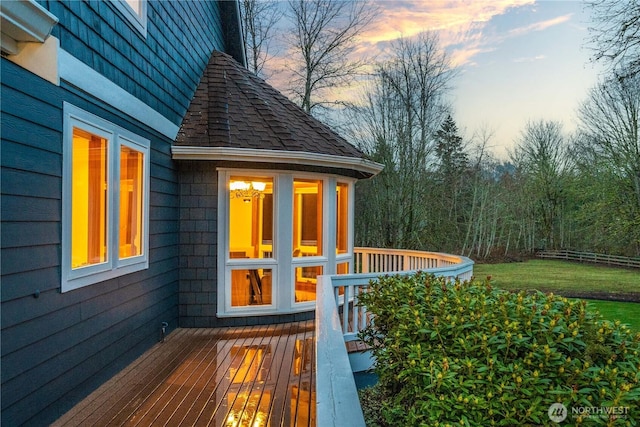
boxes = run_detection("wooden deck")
[53,321,316,427]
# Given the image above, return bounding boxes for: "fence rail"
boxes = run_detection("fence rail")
[536,250,640,269]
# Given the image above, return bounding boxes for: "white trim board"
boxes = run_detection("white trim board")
[58,48,179,140]
[172,146,384,177]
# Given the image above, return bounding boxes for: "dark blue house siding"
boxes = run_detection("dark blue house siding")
[42,0,225,125]
[1,56,180,427]
[1,0,236,424]
[178,161,219,328]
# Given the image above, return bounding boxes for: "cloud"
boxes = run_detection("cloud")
[364,0,535,42]
[360,1,535,51]
[356,1,574,68]
[513,54,546,63]
[507,14,573,37]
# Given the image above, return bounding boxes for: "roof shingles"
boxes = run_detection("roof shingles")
[175,51,367,160]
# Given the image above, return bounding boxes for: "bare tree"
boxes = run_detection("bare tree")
[351,33,455,249]
[241,0,283,77]
[285,0,376,113]
[578,74,640,205]
[510,120,571,250]
[575,73,640,254]
[586,0,640,79]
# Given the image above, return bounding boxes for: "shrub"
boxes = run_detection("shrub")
[358,272,640,426]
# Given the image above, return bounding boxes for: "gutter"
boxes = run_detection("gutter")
[171,146,384,178]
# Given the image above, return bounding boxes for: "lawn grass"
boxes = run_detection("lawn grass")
[586,300,640,332]
[473,259,640,294]
[474,259,640,331]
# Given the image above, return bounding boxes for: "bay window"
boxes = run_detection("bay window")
[218,170,354,315]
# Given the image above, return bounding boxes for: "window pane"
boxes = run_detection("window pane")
[336,183,349,254]
[71,128,108,269]
[231,268,272,306]
[229,177,273,259]
[293,179,322,257]
[336,262,349,296]
[120,146,144,259]
[337,262,349,274]
[295,265,322,302]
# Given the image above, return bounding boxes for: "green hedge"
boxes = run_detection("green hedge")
[358,273,640,426]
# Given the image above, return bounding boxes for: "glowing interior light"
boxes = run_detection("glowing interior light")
[251,181,266,192]
[230,181,250,191]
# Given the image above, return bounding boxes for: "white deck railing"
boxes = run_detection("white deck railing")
[315,248,474,427]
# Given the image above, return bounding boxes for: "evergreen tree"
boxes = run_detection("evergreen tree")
[435,115,468,180]
[434,115,470,248]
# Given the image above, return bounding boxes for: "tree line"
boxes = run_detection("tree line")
[350,52,639,257]
[242,0,640,257]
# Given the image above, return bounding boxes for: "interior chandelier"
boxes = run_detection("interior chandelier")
[230,181,266,201]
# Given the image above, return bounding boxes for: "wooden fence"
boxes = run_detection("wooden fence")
[536,250,640,269]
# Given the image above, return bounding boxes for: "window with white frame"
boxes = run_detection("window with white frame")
[62,102,150,292]
[111,0,147,36]
[218,169,354,316]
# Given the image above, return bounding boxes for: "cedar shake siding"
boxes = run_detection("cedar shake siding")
[1,1,243,425]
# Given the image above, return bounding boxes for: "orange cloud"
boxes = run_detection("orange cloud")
[362,0,535,43]
[355,0,564,67]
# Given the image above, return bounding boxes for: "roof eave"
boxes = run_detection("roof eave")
[171,146,384,178]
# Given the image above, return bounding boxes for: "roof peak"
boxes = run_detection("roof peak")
[174,50,382,179]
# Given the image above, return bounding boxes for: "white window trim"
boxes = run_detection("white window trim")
[61,102,150,292]
[58,49,179,140]
[217,169,356,316]
[110,0,147,37]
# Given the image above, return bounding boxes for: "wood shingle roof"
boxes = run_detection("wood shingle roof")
[173,51,382,179]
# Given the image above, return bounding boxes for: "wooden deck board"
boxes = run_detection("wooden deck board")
[166,326,258,427]
[52,322,315,427]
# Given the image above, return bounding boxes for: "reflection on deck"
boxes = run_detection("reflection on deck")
[53,321,315,427]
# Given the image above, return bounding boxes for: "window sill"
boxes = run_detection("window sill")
[62,260,148,293]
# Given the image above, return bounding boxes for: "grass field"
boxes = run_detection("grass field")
[474,260,640,331]
[586,300,640,332]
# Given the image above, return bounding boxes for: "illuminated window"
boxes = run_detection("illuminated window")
[230,268,273,307]
[62,103,149,292]
[336,262,349,274]
[293,179,323,257]
[119,146,144,259]
[219,171,355,315]
[229,177,273,259]
[71,129,108,269]
[227,176,274,308]
[295,265,323,303]
[336,182,349,254]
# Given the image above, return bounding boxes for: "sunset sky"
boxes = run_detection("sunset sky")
[266,0,604,160]
[362,0,603,159]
